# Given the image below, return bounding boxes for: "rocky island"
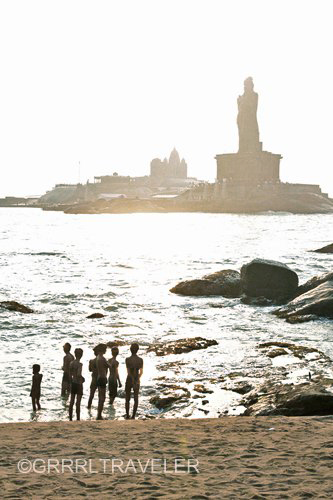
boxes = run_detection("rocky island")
[38,77,333,215]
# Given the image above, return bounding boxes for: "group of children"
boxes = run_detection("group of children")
[30,341,144,421]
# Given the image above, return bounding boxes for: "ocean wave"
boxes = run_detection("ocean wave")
[255,211,293,216]
[17,251,68,257]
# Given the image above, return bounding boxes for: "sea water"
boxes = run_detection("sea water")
[0,208,332,422]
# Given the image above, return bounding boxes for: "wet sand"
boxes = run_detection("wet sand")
[1,416,333,499]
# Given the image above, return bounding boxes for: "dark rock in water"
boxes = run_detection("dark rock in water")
[0,301,34,314]
[106,340,128,348]
[150,385,191,409]
[194,384,214,394]
[147,337,218,356]
[312,243,333,253]
[230,382,254,395]
[296,271,333,296]
[240,295,273,306]
[259,342,330,362]
[170,279,226,296]
[240,259,298,300]
[198,408,210,414]
[170,269,241,297]
[243,381,333,416]
[150,395,178,409]
[156,361,186,373]
[202,269,241,298]
[227,371,246,380]
[266,348,288,358]
[86,313,105,319]
[274,280,333,320]
[286,314,318,324]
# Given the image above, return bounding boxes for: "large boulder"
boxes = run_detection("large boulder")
[0,301,34,314]
[243,381,333,416]
[240,259,298,300]
[170,269,241,297]
[312,243,333,253]
[170,279,227,296]
[274,280,333,320]
[296,271,333,296]
[147,337,218,356]
[202,270,241,297]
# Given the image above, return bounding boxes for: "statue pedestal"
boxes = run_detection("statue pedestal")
[215,151,282,184]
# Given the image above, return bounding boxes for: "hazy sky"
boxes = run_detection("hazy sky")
[0,0,332,197]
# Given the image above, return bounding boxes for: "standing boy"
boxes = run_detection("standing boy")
[125,343,143,419]
[96,344,111,420]
[87,346,98,409]
[108,346,122,405]
[30,364,43,412]
[69,348,84,421]
[61,342,74,396]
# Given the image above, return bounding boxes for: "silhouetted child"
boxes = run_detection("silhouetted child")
[108,346,122,405]
[61,342,74,396]
[96,343,112,420]
[125,343,143,419]
[69,348,84,421]
[87,346,99,409]
[30,364,43,412]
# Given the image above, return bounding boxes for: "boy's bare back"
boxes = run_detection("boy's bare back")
[63,353,74,372]
[126,355,143,383]
[96,354,109,379]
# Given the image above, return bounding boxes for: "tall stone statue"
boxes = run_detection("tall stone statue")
[237,77,261,153]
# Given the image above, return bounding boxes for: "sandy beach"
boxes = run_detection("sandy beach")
[1,416,333,499]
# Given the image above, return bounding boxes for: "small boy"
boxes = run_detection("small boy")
[96,343,111,420]
[69,348,84,421]
[30,364,43,412]
[108,346,122,405]
[61,342,74,396]
[87,346,99,409]
[125,343,143,419]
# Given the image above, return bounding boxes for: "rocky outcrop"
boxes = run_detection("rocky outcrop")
[296,271,333,296]
[106,340,128,348]
[170,269,241,297]
[243,381,333,416]
[150,385,191,409]
[312,243,333,253]
[202,270,241,297]
[0,301,34,314]
[285,314,318,324]
[240,295,273,306]
[229,382,254,395]
[274,281,333,320]
[240,259,299,301]
[86,313,105,319]
[147,337,218,356]
[258,341,330,362]
[194,384,213,394]
[170,279,228,296]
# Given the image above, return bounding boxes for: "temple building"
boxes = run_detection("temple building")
[216,77,282,184]
[150,148,188,180]
[178,77,332,212]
